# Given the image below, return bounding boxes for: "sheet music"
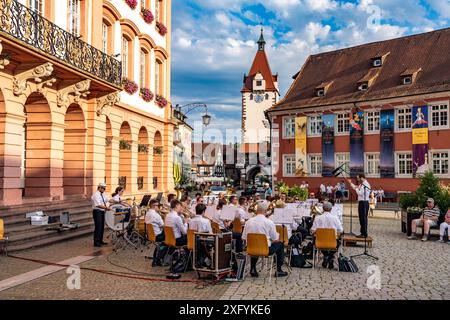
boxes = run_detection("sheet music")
[205,205,216,220]
[272,208,294,224]
[220,205,237,221]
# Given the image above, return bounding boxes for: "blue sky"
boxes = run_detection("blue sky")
[171,0,450,142]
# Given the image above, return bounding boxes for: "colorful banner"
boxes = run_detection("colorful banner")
[295,117,307,177]
[350,111,364,177]
[412,105,429,176]
[380,109,395,178]
[322,114,335,177]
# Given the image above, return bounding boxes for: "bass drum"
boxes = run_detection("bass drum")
[105,209,130,231]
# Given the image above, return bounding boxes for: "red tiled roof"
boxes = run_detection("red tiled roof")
[242,50,278,93]
[269,27,450,113]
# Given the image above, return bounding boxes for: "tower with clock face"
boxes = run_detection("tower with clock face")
[241,28,279,145]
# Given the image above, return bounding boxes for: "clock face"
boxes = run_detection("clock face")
[255,94,264,103]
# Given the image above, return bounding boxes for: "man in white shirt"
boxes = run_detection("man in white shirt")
[145,199,165,242]
[91,182,110,247]
[347,174,371,238]
[242,201,287,278]
[165,199,188,246]
[189,203,212,233]
[320,183,326,198]
[311,201,343,269]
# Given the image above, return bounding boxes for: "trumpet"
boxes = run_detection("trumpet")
[310,203,322,218]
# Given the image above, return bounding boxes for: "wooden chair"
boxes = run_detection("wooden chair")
[184,229,196,272]
[313,228,338,269]
[211,221,221,234]
[232,218,242,233]
[246,233,276,282]
[0,219,7,256]
[276,225,292,269]
[145,224,161,260]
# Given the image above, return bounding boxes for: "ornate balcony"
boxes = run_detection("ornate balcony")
[0,0,122,88]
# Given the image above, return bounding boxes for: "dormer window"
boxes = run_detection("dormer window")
[317,89,325,97]
[359,82,369,91]
[256,80,262,87]
[371,52,390,68]
[315,81,333,97]
[373,58,382,67]
[400,68,421,86]
[402,76,412,85]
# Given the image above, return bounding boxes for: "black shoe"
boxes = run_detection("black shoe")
[328,260,334,269]
[250,269,259,278]
[322,259,328,268]
[275,270,288,277]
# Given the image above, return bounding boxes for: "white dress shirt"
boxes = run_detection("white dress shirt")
[311,212,343,234]
[236,206,247,223]
[242,214,279,247]
[91,191,109,211]
[213,209,226,229]
[351,180,371,201]
[320,184,326,193]
[165,210,187,239]
[189,215,212,233]
[145,209,164,235]
[111,194,121,203]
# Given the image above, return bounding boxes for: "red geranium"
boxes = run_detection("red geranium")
[141,8,154,24]
[125,0,137,9]
[140,88,154,102]
[156,21,167,36]
[123,78,138,95]
[155,94,168,108]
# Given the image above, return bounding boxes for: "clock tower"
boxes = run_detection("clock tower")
[241,28,279,144]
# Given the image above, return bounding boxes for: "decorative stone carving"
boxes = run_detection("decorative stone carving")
[0,40,10,69]
[57,79,91,108]
[96,92,119,116]
[36,77,57,94]
[13,62,54,96]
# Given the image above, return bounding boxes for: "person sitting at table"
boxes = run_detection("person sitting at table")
[165,199,188,246]
[310,201,343,269]
[408,198,440,241]
[189,203,212,233]
[438,209,450,243]
[242,200,288,278]
[110,187,131,207]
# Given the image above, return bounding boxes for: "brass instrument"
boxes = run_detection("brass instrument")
[310,203,323,218]
[247,201,257,214]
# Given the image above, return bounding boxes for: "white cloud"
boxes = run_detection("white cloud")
[427,0,450,19]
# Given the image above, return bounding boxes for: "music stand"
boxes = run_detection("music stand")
[139,194,151,207]
[156,192,163,202]
[334,167,355,236]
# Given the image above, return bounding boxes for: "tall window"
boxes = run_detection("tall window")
[283,155,296,177]
[308,115,322,136]
[309,154,322,176]
[140,49,147,88]
[155,60,162,95]
[335,153,350,173]
[430,103,449,129]
[27,0,43,14]
[102,22,108,53]
[141,0,146,10]
[336,113,350,134]
[155,0,161,22]
[283,116,295,139]
[396,153,412,176]
[122,37,129,78]
[365,153,380,176]
[431,151,449,175]
[68,0,81,36]
[366,111,380,133]
[396,107,412,131]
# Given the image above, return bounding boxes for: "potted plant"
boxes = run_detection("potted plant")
[105,137,112,146]
[155,94,168,108]
[125,0,137,9]
[122,78,138,95]
[140,88,154,102]
[138,143,149,153]
[119,139,131,150]
[141,8,154,24]
[153,146,163,155]
[156,21,167,36]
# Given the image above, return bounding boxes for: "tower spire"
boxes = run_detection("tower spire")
[257,24,266,51]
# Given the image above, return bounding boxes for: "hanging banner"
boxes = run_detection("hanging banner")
[380,109,395,178]
[350,111,364,177]
[322,114,335,177]
[412,105,429,177]
[295,116,307,176]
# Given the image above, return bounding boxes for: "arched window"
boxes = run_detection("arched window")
[155,0,164,23]
[155,60,163,95]
[27,0,43,14]
[265,93,269,100]
[250,94,253,100]
[68,0,81,36]
[122,37,129,78]
[140,49,149,88]
[102,21,109,53]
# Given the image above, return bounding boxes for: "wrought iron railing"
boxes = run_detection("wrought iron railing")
[0,0,122,87]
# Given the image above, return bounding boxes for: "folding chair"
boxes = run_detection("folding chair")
[276,225,292,271]
[246,233,277,282]
[184,229,195,272]
[313,228,338,269]
[145,224,162,259]
[0,219,8,256]
[163,226,185,269]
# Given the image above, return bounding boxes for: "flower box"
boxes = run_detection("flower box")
[140,87,154,102]
[138,143,149,153]
[122,78,138,95]
[119,139,132,150]
[155,94,168,108]
[156,21,167,36]
[141,8,154,24]
[153,146,163,155]
[125,0,137,9]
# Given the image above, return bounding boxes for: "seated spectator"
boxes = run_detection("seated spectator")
[408,198,440,241]
[438,209,450,243]
[189,203,212,233]
[165,199,188,246]
[242,201,287,278]
[310,201,343,269]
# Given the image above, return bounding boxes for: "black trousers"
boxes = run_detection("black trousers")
[232,232,243,253]
[175,235,187,246]
[358,201,369,237]
[155,232,165,243]
[92,209,105,245]
[321,240,340,260]
[250,242,285,271]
